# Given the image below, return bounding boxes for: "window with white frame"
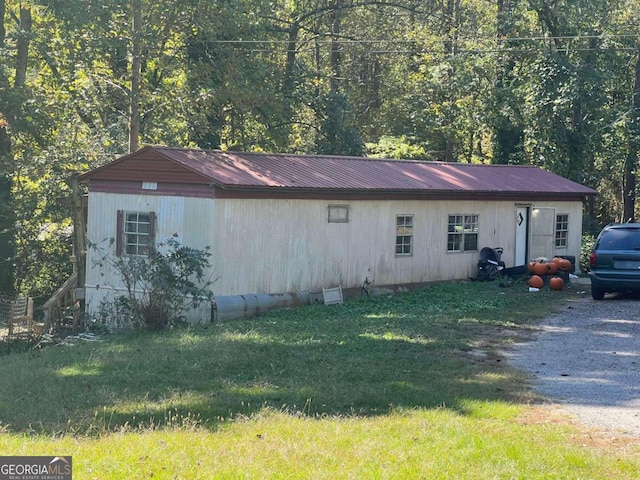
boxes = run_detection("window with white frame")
[395,215,413,256]
[555,214,569,248]
[447,214,479,252]
[117,210,156,256]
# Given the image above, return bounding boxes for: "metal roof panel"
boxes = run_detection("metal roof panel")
[81,147,597,196]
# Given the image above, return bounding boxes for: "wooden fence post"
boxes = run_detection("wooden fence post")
[27,297,33,331]
[8,301,14,337]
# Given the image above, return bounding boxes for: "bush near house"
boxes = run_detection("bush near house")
[90,238,214,330]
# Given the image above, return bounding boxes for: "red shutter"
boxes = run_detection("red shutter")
[116,210,123,256]
[149,211,156,255]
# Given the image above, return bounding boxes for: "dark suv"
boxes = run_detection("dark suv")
[589,223,640,300]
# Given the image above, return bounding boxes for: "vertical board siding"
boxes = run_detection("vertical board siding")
[84,192,215,322]
[210,198,584,296]
[85,190,585,323]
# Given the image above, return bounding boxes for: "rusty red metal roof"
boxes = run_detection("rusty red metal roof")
[80,146,597,197]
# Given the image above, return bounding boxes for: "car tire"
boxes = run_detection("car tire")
[591,286,605,300]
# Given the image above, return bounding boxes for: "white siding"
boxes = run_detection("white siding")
[84,191,585,323]
[210,198,584,295]
[84,192,215,323]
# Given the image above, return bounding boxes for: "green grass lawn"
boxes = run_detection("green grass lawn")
[1,280,639,479]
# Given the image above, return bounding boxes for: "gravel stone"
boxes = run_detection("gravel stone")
[505,285,640,437]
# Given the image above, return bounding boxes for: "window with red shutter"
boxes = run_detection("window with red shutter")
[116,210,156,256]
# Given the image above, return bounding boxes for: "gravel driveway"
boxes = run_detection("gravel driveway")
[505,283,640,437]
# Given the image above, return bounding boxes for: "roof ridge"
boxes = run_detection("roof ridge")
[151,146,540,168]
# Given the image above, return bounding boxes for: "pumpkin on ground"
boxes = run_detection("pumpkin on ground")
[528,275,544,288]
[549,276,564,290]
[546,262,558,274]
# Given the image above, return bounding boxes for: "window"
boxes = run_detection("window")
[395,215,413,256]
[116,210,156,256]
[555,214,569,248]
[448,214,478,252]
[328,204,349,223]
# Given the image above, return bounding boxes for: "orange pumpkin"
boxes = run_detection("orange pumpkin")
[528,275,544,288]
[549,276,564,291]
[551,257,563,265]
[528,261,537,273]
[532,262,548,276]
[546,262,558,274]
[558,259,572,272]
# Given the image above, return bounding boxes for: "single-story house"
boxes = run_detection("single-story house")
[79,146,596,323]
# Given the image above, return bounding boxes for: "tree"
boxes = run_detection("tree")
[623,42,640,222]
[491,0,525,164]
[129,0,142,152]
[0,0,14,293]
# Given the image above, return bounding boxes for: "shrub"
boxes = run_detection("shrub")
[580,234,596,274]
[91,237,215,330]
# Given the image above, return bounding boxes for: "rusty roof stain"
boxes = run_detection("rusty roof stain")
[82,146,597,196]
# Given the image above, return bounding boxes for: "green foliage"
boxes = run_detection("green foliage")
[366,135,428,160]
[0,175,14,294]
[3,0,640,297]
[314,92,363,156]
[91,238,215,330]
[580,233,596,274]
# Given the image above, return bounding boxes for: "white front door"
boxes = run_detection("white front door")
[515,206,529,266]
[530,207,556,260]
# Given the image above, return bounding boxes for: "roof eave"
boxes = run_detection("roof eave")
[212,185,596,201]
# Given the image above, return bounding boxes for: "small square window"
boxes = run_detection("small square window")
[448,214,478,252]
[328,205,349,223]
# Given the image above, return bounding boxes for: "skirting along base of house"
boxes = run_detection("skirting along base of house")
[86,280,455,326]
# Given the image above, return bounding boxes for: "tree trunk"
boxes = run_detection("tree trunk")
[129,0,142,153]
[71,176,86,307]
[14,6,30,88]
[0,124,13,293]
[492,0,523,164]
[282,22,299,97]
[443,0,460,162]
[329,4,341,94]
[0,0,16,293]
[0,0,5,45]
[443,0,460,55]
[623,43,640,223]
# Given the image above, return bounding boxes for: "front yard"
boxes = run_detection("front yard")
[1,280,638,478]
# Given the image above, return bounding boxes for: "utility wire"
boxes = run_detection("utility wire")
[195,45,639,54]
[194,34,640,44]
[193,34,639,54]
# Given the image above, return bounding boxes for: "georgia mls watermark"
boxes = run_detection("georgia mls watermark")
[0,456,72,480]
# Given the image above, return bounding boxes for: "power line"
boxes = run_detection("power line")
[195,44,639,55]
[192,34,640,54]
[196,34,640,44]
[210,48,637,54]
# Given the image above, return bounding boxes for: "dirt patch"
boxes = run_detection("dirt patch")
[518,406,640,450]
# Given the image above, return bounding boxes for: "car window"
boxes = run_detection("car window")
[597,228,640,250]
